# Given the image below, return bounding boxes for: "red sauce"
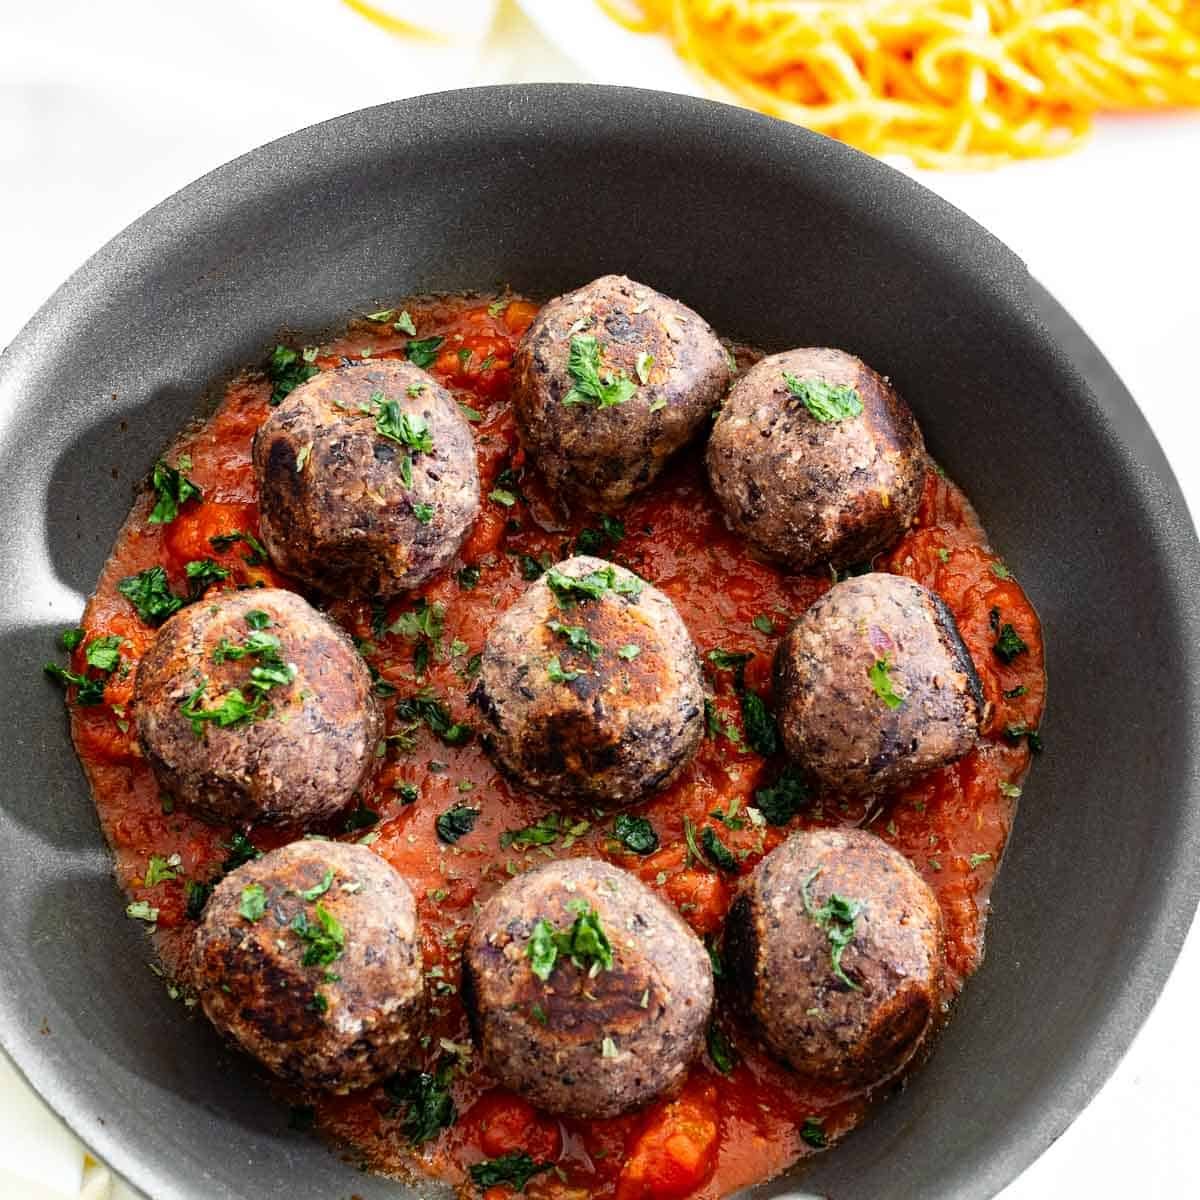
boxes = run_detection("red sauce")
[63,295,1045,1199]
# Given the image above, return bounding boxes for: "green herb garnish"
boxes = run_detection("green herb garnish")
[184,558,231,598]
[754,765,810,825]
[868,655,905,709]
[800,867,864,990]
[300,869,335,901]
[383,1063,457,1145]
[117,565,183,626]
[613,813,659,855]
[546,655,583,683]
[545,564,644,607]
[239,883,268,922]
[469,1152,552,1193]
[209,529,268,565]
[993,623,1028,663]
[436,805,480,844]
[393,693,472,745]
[561,334,637,408]
[740,689,779,757]
[148,458,202,525]
[405,336,444,368]
[800,1118,827,1149]
[528,899,614,982]
[501,812,563,850]
[291,902,345,967]
[706,1023,737,1075]
[782,373,863,422]
[546,619,602,660]
[700,825,739,873]
[267,344,319,405]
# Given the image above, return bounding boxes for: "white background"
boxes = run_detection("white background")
[1,1,1198,1197]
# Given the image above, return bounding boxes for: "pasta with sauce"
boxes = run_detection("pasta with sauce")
[597,0,1200,167]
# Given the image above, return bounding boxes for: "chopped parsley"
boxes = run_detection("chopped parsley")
[185,880,212,920]
[699,825,739,873]
[469,1152,552,1193]
[782,373,863,423]
[969,852,994,870]
[436,805,480,844]
[344,803,381,832]
[1003,684,1028,699]
[147,458,202,525]
[501,812,564,850]
[519,554,548,581]
[267,344,318,405]
[868,655,905,709]
[1005,723,1044,753]
[576,515,625,555]
[993,622,1028,663]
[290,902,345,967]
[800,1117,827,1149]
[754,765,810,825]
[184,558,231,598]
[706,1023,737,1075]
[547,619,602,660]
[405,336,444,368]
[801,867,864,990]
[239,883,268,922]
[60,628,85,652]
[489,487,517,507]
[545,564,644,607]
[372,392,434,453]
[393,693,472,746]
[740,689,779,757]
[991,562,1013,580]
[412,502,435,524]
[617,643,641,660]
[528,899,614,982]
[457,564,481,590]
[209,529,268,565]
[487,298,509,319]
[83,634,121,672]
[707,648,752,677]
[300,869,335,901]
[752,613,775,635]
[635,351,655,385]
[221,831,262,872]
[613,813,659,855]
[384,1063,457,1145]
[144,853,178,887]
[561,334,637,408]
[546,656,583,683]
[393,310,417,335]
[117,565,183,625]
[126,899,158,923]
[180,684,264,734]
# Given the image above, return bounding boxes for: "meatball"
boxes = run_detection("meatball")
[724,828,943,1093]
[191,840,424,1092]
[774,572,982,796]
[134,588,381,824]
[473,555,703,805]
[253,360,480,597]
[514,275,732,510]
[462,858,713,1118]
[706,347,925,570]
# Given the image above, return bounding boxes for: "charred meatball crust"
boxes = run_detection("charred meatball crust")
[134,588,382,824]
[774,572,982,797]
[462,858,713,1118]
[191,840,424,1092]
[514,275,732,511]
[473,555,704,806]
[724,828,943,1093]
[253,360,480,597]
[706,347,926,570]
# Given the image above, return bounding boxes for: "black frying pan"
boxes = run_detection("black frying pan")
[1,85,1197,1200]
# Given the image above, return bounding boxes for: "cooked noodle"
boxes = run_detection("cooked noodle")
[597,0,1200,167]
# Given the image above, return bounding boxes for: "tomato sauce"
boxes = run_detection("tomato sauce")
[60,295,1045,1199]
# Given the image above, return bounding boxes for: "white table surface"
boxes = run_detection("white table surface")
[2,2,1198,1197]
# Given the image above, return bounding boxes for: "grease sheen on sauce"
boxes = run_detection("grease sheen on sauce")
[66,296,1045,1200]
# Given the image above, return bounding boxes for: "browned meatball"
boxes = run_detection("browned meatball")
[462,858,713,1118]
[134,588,381,824]
[253,360,480,597]
[191,841,424,1092]
[472,555,704,806]
[514,275,732,511]
[706,347,925,570]
[774,573,982,796]
[724,828,943,1093]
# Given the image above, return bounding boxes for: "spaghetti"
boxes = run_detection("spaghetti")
[597,0,1200,167]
